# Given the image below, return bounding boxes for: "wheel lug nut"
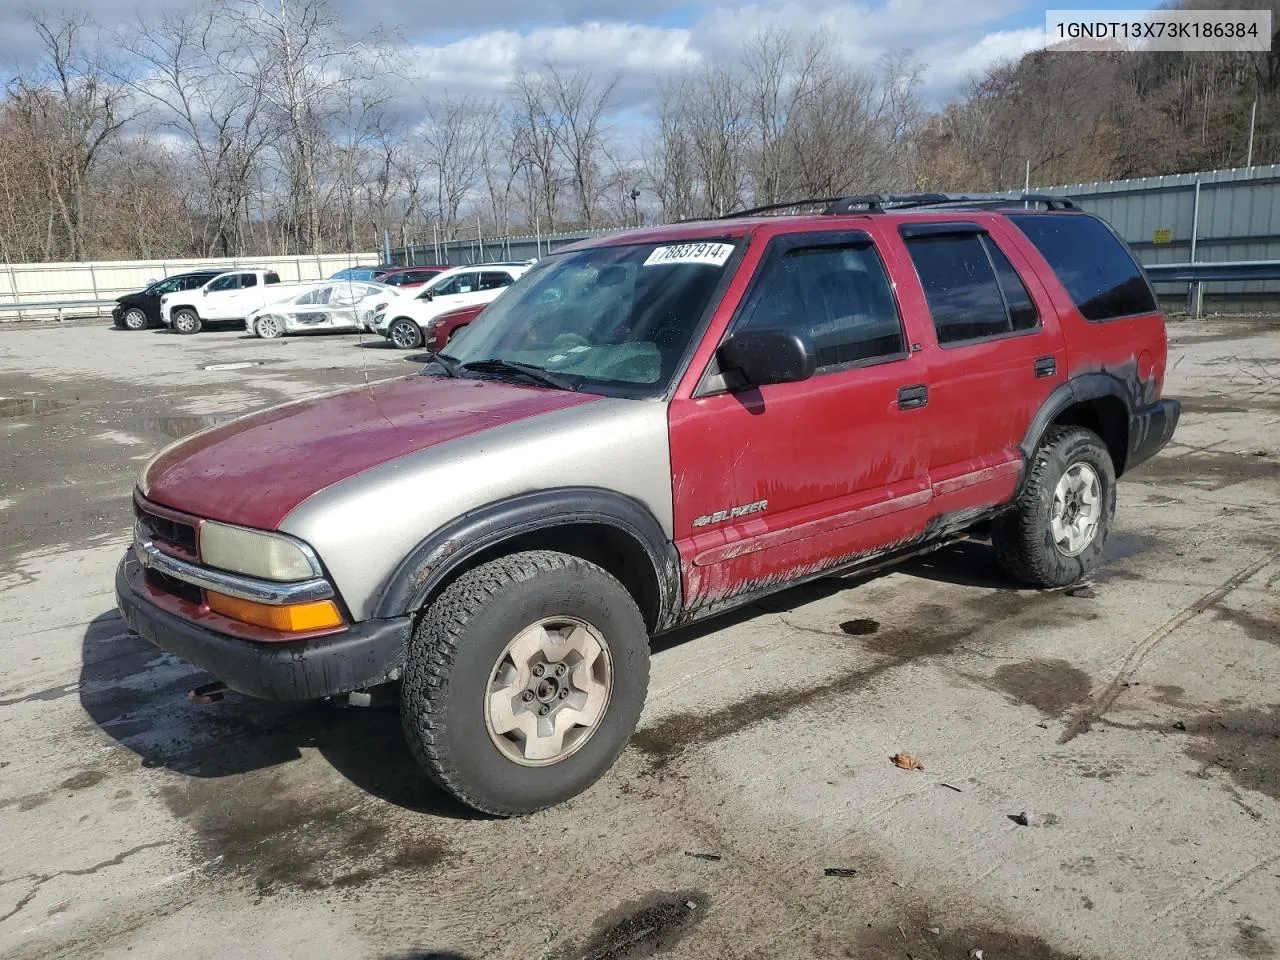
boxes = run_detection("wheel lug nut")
[554,663,567,677]
[559,688,569,699]
[538,705,550,716]
[522,691,534,702]
[532,664,545,677]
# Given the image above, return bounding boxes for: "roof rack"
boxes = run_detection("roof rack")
[719,193,1075,218]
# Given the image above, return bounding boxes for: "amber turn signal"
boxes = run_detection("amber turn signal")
[205,591,344,632]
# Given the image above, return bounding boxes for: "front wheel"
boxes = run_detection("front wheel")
[122,308,148,330]
[255,315,284,339]
[172,309,201,335]
[991,425,1117,588]
[400,550,650,816]
[387,318,423,349]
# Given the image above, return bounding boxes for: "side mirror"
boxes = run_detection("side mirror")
[716,328,816,389]
[202,288,208,295]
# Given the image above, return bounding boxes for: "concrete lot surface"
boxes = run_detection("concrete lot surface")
[0,320,1277,960]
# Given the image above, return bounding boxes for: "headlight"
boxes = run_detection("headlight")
[199,521,320,582]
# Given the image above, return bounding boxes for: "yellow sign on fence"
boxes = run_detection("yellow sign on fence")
[1153,228,1173,244]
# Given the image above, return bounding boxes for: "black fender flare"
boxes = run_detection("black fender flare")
[1016,373,1139,493]
[371,487,681,628]
[1019,373,1134,461]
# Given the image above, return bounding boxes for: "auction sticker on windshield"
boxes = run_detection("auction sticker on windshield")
[644,243,735,267]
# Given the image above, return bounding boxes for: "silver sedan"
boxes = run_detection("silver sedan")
[245,281,394,338]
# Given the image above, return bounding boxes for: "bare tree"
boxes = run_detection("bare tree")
[510,68,564,231]
[121,3,275,256]
[541,64,619,227]
[421,95,490,239]
[8,13,133,260]
[226,0,369,253]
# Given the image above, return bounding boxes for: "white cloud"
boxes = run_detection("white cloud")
[403,21,701,97]
[919,26,1045,93]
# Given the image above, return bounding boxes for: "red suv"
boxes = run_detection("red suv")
[378,266,449,289]
[424,303,485,352]
[116,194,1178,816]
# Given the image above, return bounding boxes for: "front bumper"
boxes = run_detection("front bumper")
[1127,398,1181,472]
[115,552,411,701]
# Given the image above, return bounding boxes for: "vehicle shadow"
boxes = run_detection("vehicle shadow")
[898,538,1028,590]
[78,610,478,819]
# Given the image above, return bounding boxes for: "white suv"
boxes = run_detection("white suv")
[373,263,530,349]
[161,269,291,334]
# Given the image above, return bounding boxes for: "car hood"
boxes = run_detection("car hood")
[141,375,601,530]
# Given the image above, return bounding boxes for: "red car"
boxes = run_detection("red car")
[117,193,1178,816]
[378,265,449,290]
[425,303,485,352]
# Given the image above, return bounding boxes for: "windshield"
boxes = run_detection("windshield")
[440,240,738,397]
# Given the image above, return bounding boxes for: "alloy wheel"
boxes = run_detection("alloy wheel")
[484,616,613,766]
[1050,462,1102,557]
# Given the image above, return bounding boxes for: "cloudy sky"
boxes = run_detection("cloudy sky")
[1,0,1163,104]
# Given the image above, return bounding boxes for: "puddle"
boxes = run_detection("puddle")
[840,618,881,636]
[203,361,264,371]
[140,415,237,439]
[0,397,79,419]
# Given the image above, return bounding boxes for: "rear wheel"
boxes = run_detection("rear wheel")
[388,318,422,349]
[992,426,1116,588]
[122,308,148,330]
[255,315,283,339]
[172,309,201,335]
[400,550,650,816]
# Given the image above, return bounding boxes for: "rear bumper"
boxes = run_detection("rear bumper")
[115,553,411,701]
[1127,398,1180,472]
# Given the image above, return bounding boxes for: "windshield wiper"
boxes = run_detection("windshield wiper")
[460,358,577,391]
[423,352,460,378]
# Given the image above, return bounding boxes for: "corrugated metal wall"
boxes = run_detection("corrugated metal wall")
[1042,165,1280,308]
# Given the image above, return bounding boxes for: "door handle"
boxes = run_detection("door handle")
[1034,355,1057,378]
[897,384,929,410]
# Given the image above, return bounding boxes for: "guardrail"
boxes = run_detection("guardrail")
[0,298,116,322]
[1142,260,1280,316]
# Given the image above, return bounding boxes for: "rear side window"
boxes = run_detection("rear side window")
[904,232,1040,345]
[207,274,239,292]
[240,273,258,288]
[479,271,514,290]
[988,242,1039,331]
[265,272,281,285]
[1008,214,1156,321]
[736,237,906,370]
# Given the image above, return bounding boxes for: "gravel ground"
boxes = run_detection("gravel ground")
[0,318,1277,960]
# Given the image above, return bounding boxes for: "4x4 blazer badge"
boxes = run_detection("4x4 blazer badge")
[692,500,769,528]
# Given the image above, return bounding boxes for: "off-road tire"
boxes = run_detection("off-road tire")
[172,309,201,335]
[122,308,148,330]
[388,318,423,349]
[991,426,1117,588]
[400,550,650,816]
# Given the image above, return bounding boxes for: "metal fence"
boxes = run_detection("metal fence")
[392,229,615,268]
[1042,165,1280,312]
[0,252,379,322]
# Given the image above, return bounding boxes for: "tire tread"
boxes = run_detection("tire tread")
[992,425,1115,588]
[400,549,646,816]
